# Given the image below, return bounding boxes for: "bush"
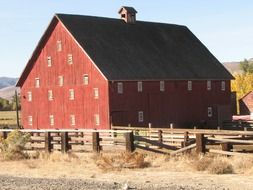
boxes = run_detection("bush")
[95,152,149,171]
[0,130,30,160]
[207,157,233,174]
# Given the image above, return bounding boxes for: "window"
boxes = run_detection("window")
[83,74,89,85]
[35,78,40,88]
[138,111,144,122]
[48,90,53,101]
[47,56,52,67]
[207,107,212,117]
[27,91,32,102]
[67,54,73,65]
[137,81,142,92]
[70,115,76,126]
[49,115,54,126]
[94,114,100,125]
[160,81,165,92]
[57,40,62,52]
[187,81,192,91]
[117,82,123,94]
[58,76,64,87]
[69,89,75,100]
[28,116,33,126]
[94,88,99,99]
[221,81,225,91]
[207,80,211,91]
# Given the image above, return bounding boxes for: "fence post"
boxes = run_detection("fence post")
[125,131,135,152]
[158,130,163,148]
[0,131,7,139]
[221,143,233,152]
[181,131,189,148]
[196,133,205,154]
[61,132,69,153]
[92,132,100,153]
[45,132,52,153]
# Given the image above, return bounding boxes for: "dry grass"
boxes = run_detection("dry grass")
[95,152,149,171]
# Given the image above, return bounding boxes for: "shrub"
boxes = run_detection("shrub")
[96,152,149,171]
[0,130,30,160]
[207,157,233,174]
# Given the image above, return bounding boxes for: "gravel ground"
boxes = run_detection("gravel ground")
[0,175,234,190]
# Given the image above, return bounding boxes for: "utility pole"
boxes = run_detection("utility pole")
[15,89,20,128]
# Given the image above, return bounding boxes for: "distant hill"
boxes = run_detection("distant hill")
[0,86,20,101]
[0,77,18,89]
[223,61,242,74]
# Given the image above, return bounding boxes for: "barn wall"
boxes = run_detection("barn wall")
[109,80,232,128]
[239,92,253,115]
[20,20,109,129]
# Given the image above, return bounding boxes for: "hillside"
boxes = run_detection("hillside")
[0,77,18,89]
[223,61,241,74]
[0,86,19,101]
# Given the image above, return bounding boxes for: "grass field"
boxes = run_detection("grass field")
[0,111,20,127]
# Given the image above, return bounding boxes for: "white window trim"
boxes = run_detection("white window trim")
[28,116,33,126]
[48,90,53,101]
[27,91,32,102]
[57,40,62,52]
[67,54,73,65]
[70,115,76,126]
[47,56,52,67]
[69,89,75,100]
[117,82,123,94]
[187,81,192,91]
[58,76,64,87]
[137,81,142,92]
[207,80,211,91]
[35,78,40,88]
[207,107,213,117]
[83,74,89,85]
[49,115,54,126]
[160,81,165,92]
[221,81,226,91]
[94,88,99,99]
[138,111,144,122]
[94,114,100,126]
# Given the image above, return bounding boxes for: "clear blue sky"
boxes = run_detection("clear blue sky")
[0,0,253,77]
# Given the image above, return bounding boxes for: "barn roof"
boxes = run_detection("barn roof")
[17,13,233,86]
[56,14,233,81]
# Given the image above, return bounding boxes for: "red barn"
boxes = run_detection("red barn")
[239,91,253,115]
[17,7,233,129]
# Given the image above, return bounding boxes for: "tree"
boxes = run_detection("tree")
[240,59,253,74]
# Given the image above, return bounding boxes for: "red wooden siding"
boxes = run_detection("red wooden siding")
[21,20,109,129]
[239,92,253,115]
[109,80,231,128]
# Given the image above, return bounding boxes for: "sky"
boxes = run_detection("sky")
[0,0,253,77]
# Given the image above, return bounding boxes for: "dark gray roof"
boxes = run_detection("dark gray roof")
[118,6,137,13]
[56,14,233,80]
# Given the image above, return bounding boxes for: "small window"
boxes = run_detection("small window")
[58,76,64,87]
[27,91,32,102]
[160,81,165,92]
[70,115,76,126]
[207,107,212,117]
[94,114,100,125]
[47,56,52,67]
[28,116,33,126]
[49,115,54,126]
[138,111,144,122]
[187,81,192,91]
[94,88,99,99]
[35,78,40,88]
[137,81,142,92]
[67,54,73,65]
[117,82,123,94]
[221,81,225,91]
[83,74,89,85]
[69,89,75,100]
[57,40,62,52]
[48,90,53,101]
[207,80,211,91]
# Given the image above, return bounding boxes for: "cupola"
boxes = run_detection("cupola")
[118,6,137,24]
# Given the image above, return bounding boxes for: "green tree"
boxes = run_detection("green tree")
[240,59,253,74]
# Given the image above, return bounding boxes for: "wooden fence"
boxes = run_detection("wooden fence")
[0,129,135,153]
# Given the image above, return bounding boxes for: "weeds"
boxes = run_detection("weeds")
[0,130,30,160]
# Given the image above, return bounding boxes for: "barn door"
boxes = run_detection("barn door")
[148,93,165,127]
